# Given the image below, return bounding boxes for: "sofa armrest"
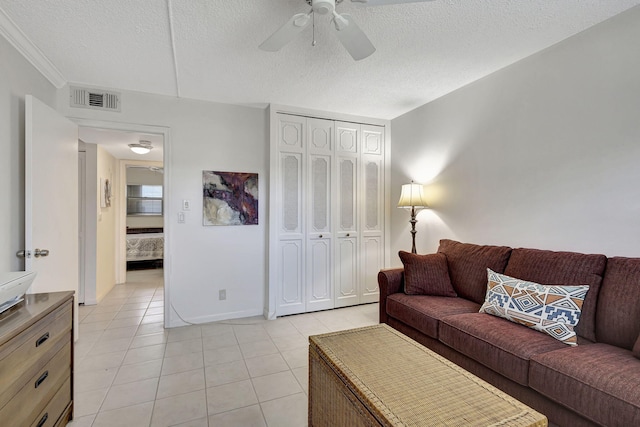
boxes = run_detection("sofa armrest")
[378,268,404,324]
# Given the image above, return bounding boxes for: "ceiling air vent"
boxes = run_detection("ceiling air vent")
[70,86,121,112]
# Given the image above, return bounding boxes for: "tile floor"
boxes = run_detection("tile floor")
[68,269,379,427]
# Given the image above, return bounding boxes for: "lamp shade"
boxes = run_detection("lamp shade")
[397,183,428,208]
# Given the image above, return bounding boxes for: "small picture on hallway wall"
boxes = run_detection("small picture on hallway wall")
[202,171,258,226]
[100,177,112,208]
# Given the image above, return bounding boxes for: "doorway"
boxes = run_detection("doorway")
[77,125,167,322]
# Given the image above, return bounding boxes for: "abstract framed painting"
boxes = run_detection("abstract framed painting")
[202,171,258,226]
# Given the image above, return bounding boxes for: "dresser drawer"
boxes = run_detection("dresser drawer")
[0,342,71,427]
[0,301,72,408]
[30,377,72,427]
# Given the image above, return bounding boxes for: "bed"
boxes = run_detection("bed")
[126,228,163,269]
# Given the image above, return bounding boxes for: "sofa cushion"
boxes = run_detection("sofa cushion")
[596,257,640,350]
[398,251,457,297]
[386,294,480,339]
[635,336,640,359]
[530,343,640,426]
[479,269,589,346]
[439,313,566,386]
[504,248,607,342]
[437,240,512,304]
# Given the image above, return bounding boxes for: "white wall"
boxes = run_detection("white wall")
[58,90,268,326]
[96,145,117,301]
[0,35,57,272]
[390,6,640,263]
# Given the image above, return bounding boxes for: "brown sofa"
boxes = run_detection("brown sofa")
[378,239,640,427]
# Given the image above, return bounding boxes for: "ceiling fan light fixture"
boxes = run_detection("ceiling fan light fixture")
[312,0,335,15]
[129,140,153,155]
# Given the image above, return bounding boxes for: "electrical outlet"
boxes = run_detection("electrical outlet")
[178,212,185,223]
[182,199,190,211]
[219,289,226,300]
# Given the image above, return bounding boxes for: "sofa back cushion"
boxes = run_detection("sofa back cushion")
[504,248,607,342]
[596,257,640,350]
[437,240,512,304]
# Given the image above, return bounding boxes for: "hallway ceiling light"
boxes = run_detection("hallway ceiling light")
[129,140,153,155]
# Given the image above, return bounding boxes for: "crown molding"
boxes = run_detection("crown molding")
[0,7,66,88]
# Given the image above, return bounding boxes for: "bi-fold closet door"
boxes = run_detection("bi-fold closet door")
[274,113,384,316]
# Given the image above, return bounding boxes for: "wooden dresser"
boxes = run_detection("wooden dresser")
[0,292,74,427]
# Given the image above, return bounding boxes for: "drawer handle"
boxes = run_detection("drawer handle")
[35,371,48,388]
[37,413,48,427]
[36,332,50,347]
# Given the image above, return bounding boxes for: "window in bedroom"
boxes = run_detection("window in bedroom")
[127,185,163,215]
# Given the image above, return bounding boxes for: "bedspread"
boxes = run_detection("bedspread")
[126,233,163,261]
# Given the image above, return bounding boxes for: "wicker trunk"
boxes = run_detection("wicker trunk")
[309,324,547,427]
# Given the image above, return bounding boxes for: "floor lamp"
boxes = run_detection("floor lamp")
[397,182,429,254]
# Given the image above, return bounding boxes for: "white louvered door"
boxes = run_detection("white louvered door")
[273,113,385,316]
[335,122,360,308]
[306,119,334,311]
[360,125,384,303]
[276,115,306,316]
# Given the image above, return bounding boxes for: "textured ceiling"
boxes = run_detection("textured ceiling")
[1,0,639,119]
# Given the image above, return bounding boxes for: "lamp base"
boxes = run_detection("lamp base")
[410,207,417,254]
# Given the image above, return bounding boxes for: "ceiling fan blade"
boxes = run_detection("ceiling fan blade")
[259,12,312,52]
[333,14,376,61]
[351,0,435,6]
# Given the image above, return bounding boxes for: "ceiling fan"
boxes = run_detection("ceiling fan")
[259,0,435,61]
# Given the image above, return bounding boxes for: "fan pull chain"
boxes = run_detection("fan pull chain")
[312,11,317,46]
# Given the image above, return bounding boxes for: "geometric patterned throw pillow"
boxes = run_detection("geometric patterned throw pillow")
[479,269,589,346]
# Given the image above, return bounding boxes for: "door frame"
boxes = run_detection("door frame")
[70,118,171,327]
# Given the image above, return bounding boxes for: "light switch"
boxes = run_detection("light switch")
[182,200,190,211]
[178,212,185,223]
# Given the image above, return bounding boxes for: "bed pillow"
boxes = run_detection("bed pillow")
[479,269,589,346]
[399,251,457,297]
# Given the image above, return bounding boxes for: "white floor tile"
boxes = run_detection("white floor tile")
[205,360,249,387]
[130,332,169,349]
[261,393,308,427]
[150,390,208,427]
[208,404,267,427]
[74,387,109,417]
[113,359,163,385]
[251,371,303,403]
[165,338,203,358]
[161,352,205,376]
[75,366,118,392]
[157,368,206,399]
[239,339,279,359]
[171,417,209,427]
[100,377,159,411]
[203,345,243,366]
[66,414,96,427]
[92,401,154,427]
[245,353,290,378]
[122,343,166,365]
[206,379,258,415]
[76,351,126,373]
[202,331,237,350]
